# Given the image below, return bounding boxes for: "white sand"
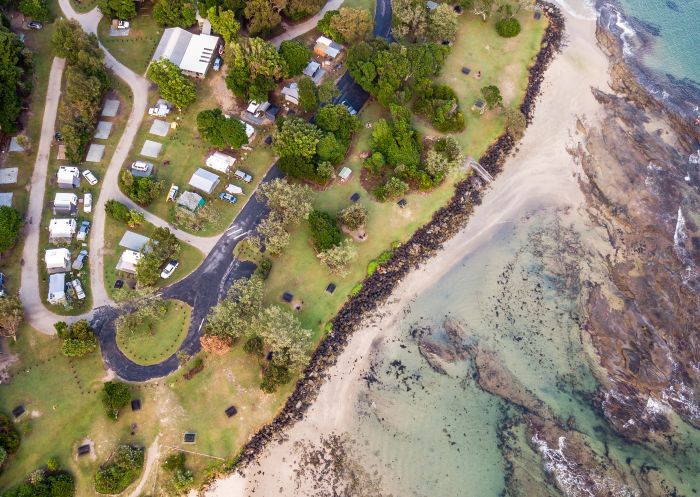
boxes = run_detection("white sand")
[206,8,611,496]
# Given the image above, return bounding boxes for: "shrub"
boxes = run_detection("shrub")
[94,445,144,494]
[101,381,130,421]
[260,362,291,393]
[382,177,409,200]
[255,258,272,279]
[105,200,130,223]
[196,108,248,149]
[3,469,75,497]
[337,203,367,230]
[496,17,521,37]
[363,152,386,175]
[0,206,22,252]
[308,210,342,251]
[56,320,97,357]
[0,413,20,454]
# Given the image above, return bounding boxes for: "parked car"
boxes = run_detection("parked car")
[117,20,130,29]
[219,192,237,204]
[83,193,92,213]
[234,169,252,183]
[27,21,43,30]
[82,169,98,186]
[77,220,90,241]
[160,260,179,279]
[0,273,6,298]
[54,131,62,141]
[71,279,86,300]
[148,103,170,117]
[213,56,222,71]
[72,250,89,270]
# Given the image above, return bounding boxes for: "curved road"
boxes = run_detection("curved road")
[21,0,391,380]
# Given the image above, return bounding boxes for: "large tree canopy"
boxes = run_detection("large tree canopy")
[97,0,137,20]
[147,58,197,109]
[0,202,21,252]
[330,7,374,44]
[243,0,283,36]
[153,0,196,27]
[278,39,310,77]
[0,28,31,136]
[19,0,50,21]
[196,108,248,148]
[207,6,240,44]
[225,37,285,101]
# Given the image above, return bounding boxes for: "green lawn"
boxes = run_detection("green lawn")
[116,299,191,365]
[102,215,203,299]
[39,78,132,316]
[123,83,277,236]
[342,0,375,11]
[96,5,163,75]
[262,12,548,338]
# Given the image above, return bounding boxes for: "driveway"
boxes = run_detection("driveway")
[269,0,345,47]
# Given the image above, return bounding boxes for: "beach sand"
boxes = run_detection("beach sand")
[205,7,611,496]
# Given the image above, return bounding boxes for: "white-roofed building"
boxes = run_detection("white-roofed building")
[314,36,343,59]
[189,168,220,194]
[281,82,300,105]
[151,27,220,78]
[206,152,236,173]
[45,248,71,273]
[57,166,80,188]
[53,192,78,216]
[48,273,67,305]
[49,218,77,241]
[115,249,142,275]
[119,231,151,252]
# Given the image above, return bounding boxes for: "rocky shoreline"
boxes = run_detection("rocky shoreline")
[217,3,566,478]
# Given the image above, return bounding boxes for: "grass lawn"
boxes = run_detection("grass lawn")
[342,0,375,11]
[96,4,162,75]
[102,215,203,299]
[123,81,276,236]
[0,5,60,295]
[39,78,132,316]
[116,299,191,365]
[262,12,548,339]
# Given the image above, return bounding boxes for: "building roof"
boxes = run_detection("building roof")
[206,152,236,173]
[48,273,66,301]
[45,248,70,268]
[57,166,79,180]
[116,250,142,274]
[303,61,321,77]
[281,83,300,104]
[54,192,77,204]
[427,0,438,10]
[339,166,352,180]
[119,231,151,252]
[152,28,219,75]
[189,168,220,194]
[177,191,205,211]
[247,100,270,114]
[316,36,333,46]
[49,218,77,237]
[242,121,255,138]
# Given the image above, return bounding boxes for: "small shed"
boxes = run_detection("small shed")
[48,273,66,304]
[115,250,142,275]
[338,167,352,182]
[206,152,236,173]
[281,83,299,105]
[49,218,77,240]
[45,248,71,272]
[53,192,78,215]
[189,168,220,194]
[177,191,205,211]
[57,166,80,188]
[119,231,151,252]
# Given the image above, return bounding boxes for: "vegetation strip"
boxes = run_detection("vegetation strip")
[218,1,565,477]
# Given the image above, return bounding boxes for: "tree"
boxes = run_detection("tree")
[55,320,98,357]
[315,104,359,144]
[424,148,451,180]
[0,296,22,339]
[337,203,367,230]
[153,0,196,27]
[244,0,282,36]
[256,178,314,225]
[205,276,264,343]
[382,176,409,199]
[496,17,521,37]
[273,118,323,178]
[51,19,103,62]
[284,0,324,20]
[278,40,310,77]
[481,85,503,108]
[472,0,497,20]
[136,227,180,287]
[317,239,357,277]
[105,199,130,223]
[225,38,285,101]
[0,413,20,454]
[316,161,335,182]
[101,381,130,420]
[196,108,248,148]
[429,3,458,41]
[414,82,464,132]
[504,107,526,138]
[308,210,342,251]
[94,445,144,494]
[316,133,345,164]
[251,305,312,370]
[330,7,374,44]
[120,171,164,206]
[97,0,136,20]
[0,206,21,251]
[317,10,341,41]
[207,7,240,45]
[297,76,318,112]
[256,214,290,255]
[370,105,421,169]
[147,59,197,109]
[0,28,32,136]
[19,0,49,21]
[318,80,340,103]
[392,0,428,41]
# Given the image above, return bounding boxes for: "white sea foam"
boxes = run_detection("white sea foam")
[554,0,597,20]
[673,206,687,249]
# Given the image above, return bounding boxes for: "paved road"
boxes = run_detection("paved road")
[94,166,282,381]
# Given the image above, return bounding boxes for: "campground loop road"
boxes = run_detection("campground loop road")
[21,0,391,381]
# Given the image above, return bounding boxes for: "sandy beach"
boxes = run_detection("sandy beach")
[206,5,612,496]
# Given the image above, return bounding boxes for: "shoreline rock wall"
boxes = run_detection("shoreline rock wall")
[217,3,566,478]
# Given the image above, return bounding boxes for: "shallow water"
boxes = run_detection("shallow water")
[344,208,700,496]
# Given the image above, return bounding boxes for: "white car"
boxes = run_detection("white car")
[83,193,92,213]
[160,260,179,279]
[82,169,98,186]
[71,279,86,300]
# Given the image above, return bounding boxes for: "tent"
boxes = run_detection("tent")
[48,273,66,304]
[177,191,205,211]
[49,218,77,239]
[189,168,220,194]
[206,152,236,173]
[45,248,71,271]
[53,192,78,215]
